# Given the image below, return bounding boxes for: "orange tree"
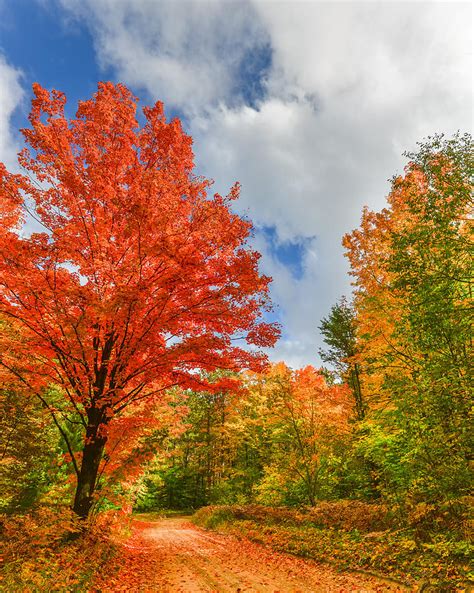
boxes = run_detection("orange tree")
[343,134,473,503]
[250,363,351,505]
[0,83,279,518]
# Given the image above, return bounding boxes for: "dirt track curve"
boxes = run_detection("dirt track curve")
[93,516,408,593]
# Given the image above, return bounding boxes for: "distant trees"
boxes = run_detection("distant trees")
[0,386,63,513]
[136,364,352,509]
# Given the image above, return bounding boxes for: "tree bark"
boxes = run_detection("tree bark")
[72,418,107,519]
[350,363,365,420]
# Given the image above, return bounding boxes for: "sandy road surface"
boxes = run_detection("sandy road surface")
[94,517,407,593]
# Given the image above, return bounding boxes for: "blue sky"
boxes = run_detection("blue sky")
[1,1,101,126]
[0,0,472,367]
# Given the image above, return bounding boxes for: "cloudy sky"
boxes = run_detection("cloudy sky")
[0,0,472,367]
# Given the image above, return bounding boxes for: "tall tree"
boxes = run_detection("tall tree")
[343,133,473,502]
[0,83,279,518]
[319,298,365,420]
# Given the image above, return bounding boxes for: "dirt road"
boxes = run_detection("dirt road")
[93,516,407,593]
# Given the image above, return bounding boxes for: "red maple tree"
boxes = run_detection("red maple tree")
[0,82,279,518]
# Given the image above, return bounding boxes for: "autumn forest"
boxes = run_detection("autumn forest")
[0,82,472,592]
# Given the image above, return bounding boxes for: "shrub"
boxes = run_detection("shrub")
[0,507,118,591]
[192,503,473,588]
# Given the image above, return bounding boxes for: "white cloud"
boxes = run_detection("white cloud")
[0,55,24,170]
[59,0,269,114]
[192,1,473,365]
[54,0,473,367]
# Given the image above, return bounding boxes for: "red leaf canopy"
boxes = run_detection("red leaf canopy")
[0,82,279,415]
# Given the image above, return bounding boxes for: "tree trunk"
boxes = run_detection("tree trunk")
[72,421,106,519]
[350,363,365,420]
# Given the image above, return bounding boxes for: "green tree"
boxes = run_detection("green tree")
[344,133,473,505]
[319,298,365,420]
[0,386,72,513]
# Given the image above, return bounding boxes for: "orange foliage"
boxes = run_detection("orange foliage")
[245,363,351,504]
[261,362,351,435]
[342,167,433,403]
